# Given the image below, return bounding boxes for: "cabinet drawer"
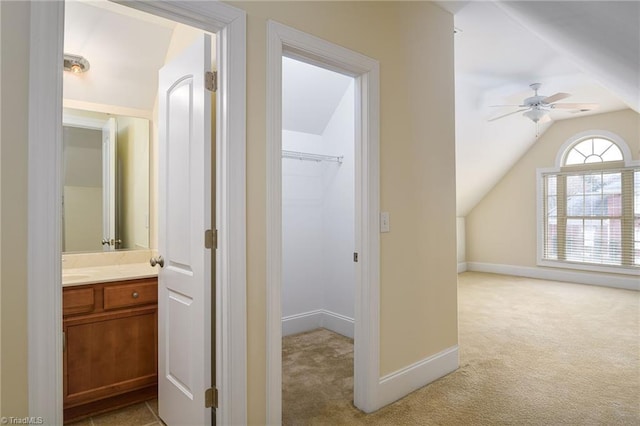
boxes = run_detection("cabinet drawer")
[63,288,95,316]
[103,280,157,310]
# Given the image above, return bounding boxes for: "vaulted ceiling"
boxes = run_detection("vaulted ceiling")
[440,0,638,216]
[66,1,639,218]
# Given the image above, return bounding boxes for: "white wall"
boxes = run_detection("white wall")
[320,82,355,336]
[282,82,355,338]
[282,131,325,330]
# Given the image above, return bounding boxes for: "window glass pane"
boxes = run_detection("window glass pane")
[567,175,583,195]
[635,171,640,214]
[584,195,602,216]
[602,219,621,265]
[566,219,584,262]
[584,173,602,195]
[635,218,640,266]
[593,138,612,156]
[600,144,623,162]
[563,138,623,165]
[604,194,622,216]
[547,196,557,216]
[565,219,621,265]
[584,219,601,262]
[602,173,621,194]
[567,195,583,216]
[546,175,556,196]
[546,216,557,260]
[574,140,593,158]
[565,150,585,165]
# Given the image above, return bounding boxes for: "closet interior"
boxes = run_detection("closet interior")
[281,57,356,339]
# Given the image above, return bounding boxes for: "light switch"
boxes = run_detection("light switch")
[380,212,390,233]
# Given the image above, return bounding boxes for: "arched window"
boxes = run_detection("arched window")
[564,137,623,165]
[538,133,639,272]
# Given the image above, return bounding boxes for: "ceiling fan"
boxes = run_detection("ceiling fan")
[489,83,598,123]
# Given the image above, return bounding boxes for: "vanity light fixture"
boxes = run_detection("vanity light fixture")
[63,53,90,74]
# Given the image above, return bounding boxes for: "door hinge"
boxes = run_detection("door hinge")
[353,252,358,262]
[205,387,218,408]
[205,71,217,92]
[205,229,217,249]
[62,331,66,352]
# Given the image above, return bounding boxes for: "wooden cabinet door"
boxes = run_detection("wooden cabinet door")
[63,307,158,407]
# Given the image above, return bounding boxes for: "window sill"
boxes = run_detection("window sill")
[537,259,640,276]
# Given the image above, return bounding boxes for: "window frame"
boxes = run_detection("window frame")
[537,130,640,275]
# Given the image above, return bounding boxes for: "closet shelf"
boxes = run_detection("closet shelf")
[282,150,343,164]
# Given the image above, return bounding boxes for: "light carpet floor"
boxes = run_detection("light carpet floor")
[282,272,640,425]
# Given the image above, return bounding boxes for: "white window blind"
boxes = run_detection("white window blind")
[542,167,639,269]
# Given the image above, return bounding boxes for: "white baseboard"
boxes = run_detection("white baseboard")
[466,262,639,291]
[282,309,354,338]
[320,309,354,339]
[377,345,459,408]
[457,262,467,273]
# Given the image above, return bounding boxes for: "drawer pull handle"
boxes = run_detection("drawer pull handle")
[132,291,139,299]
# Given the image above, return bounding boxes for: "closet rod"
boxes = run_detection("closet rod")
[282,150,343,164]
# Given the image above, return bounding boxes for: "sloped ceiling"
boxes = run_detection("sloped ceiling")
[282,57,353,135]
[443,1,638,216]
[66,1,350,134]
[64,0,175,112]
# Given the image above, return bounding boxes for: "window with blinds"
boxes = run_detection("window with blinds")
[540,136,640,271]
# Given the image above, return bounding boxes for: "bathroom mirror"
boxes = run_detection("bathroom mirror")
[62,108,150,253]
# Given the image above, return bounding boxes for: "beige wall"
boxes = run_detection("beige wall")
[231,2,457,423]
[466,109,640,270]
[116,116,150,250]
[0,0,29,417]
[64,186,103,252]
[0,1,458,420]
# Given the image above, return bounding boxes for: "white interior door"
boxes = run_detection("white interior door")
[102,117,116,251]
[157,34,213,426]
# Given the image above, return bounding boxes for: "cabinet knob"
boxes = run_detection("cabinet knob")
[132,291,139,299]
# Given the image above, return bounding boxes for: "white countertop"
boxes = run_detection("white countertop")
[62,262,158,287]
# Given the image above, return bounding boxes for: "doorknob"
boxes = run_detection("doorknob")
[150,256,164,268]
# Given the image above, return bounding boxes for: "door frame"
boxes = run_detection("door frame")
[27,1,247,424]
[266,21,381,423]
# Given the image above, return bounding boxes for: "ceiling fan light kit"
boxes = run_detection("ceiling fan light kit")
[523,108,547,123]
[489,82,599,124]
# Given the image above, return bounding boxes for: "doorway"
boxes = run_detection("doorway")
[281,57,356,421]
[62,2,215,424]
[27,1,246,424]
[266,21,382,423]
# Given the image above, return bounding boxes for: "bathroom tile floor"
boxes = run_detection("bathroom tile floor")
[67,400,164,426]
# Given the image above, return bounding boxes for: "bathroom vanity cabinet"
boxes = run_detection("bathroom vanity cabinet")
[63,277,158,423]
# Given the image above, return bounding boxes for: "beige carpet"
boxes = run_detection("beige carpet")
[282,272,640,425]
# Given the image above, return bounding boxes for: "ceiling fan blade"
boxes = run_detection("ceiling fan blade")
[552,103,599,111]
[543,92,571,104]
[489,104,525,107]
[488,108,529,122]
